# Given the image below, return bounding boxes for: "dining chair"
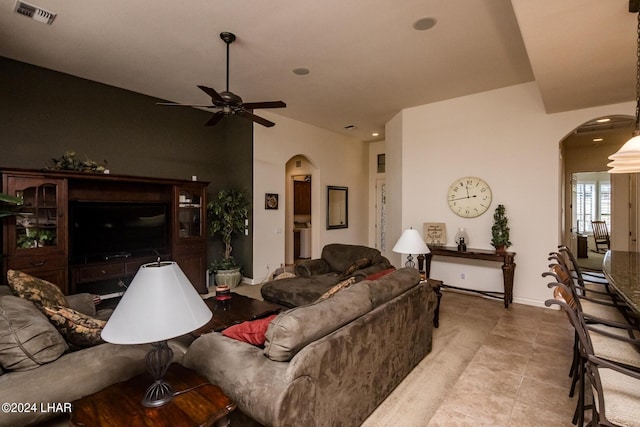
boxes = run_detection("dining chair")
[545,284,640,427]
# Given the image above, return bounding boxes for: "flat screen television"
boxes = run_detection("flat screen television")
[70,201,169,263]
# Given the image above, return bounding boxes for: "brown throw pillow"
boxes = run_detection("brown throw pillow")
[42,306,106,348]
[0,296,68,371]
[340,258,371,278]
[316,276,357,302]
[7,270,68,310]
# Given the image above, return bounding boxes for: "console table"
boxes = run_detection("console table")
[422,246,516,308]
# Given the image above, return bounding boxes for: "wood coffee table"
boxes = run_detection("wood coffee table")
[193,292,285,336]
[70,363,235,427]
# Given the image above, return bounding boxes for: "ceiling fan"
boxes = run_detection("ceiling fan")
[157,32,286,127]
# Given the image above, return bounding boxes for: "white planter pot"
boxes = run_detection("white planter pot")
[214,267,242,288]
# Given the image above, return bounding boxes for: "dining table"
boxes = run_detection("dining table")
[602,250,640,315]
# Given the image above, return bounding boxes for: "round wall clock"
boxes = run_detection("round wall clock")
[447,176,492,218]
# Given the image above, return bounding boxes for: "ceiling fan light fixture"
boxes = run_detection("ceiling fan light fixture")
[609,8,640,173]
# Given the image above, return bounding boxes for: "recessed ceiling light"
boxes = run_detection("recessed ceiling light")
[372,132,379,137]
[413,17,437,31]
[293,68,310,76]
[596,118,611,123]
[593,138,604,142]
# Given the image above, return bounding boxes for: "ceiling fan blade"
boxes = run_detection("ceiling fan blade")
[204,111,226,126]
[242,101,286,110]
[157,102,216,108]
[197,85,225,103]
[237,110,275,127]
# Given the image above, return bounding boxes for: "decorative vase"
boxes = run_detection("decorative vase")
[214,267,242,288]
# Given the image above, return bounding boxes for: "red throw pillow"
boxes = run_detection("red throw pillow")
[366,267,396,281]
[222,314,278,346]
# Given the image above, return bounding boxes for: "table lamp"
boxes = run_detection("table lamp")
[392,227,430,268]
[101,261,212,407]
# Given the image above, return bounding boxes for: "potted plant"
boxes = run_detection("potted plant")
[491,204,512,253]
[207,188,250,288]
[0,193,24,218]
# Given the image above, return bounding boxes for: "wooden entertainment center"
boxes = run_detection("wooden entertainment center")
[1,168,209,295]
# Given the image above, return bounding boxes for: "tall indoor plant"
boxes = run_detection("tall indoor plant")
[490,204,511,253]
[207,188,250,287]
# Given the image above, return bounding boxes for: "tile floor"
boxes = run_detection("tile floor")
[427,290,579,426]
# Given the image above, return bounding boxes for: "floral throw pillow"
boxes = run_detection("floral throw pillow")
[339,258,371,279]
[7,270,68,309]
[42,306,106,348]
[316,276,357,302]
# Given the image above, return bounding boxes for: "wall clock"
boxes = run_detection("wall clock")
[447,176,492,218]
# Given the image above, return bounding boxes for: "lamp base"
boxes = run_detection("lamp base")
[142,340,174,408]
[404,254,416,268]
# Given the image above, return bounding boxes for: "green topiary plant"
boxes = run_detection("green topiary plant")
[207,188,250,270]
[491,204,512,252]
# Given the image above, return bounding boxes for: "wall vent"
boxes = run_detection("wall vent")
[14,1,56,25]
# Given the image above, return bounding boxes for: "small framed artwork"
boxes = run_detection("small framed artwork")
[265,193,279,210]
[423,222,446,246]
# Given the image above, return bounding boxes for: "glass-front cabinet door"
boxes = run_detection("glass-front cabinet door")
[177,188,203,239]
[6,177,66,254]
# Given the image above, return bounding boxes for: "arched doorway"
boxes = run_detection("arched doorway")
[561,115,637,257]
[285,155,315,264]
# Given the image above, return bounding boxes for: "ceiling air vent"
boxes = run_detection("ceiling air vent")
[14,1,56,25]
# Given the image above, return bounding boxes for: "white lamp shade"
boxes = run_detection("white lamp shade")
[392,228,430,255]
[101,262,212,344]
[608,134,640,173]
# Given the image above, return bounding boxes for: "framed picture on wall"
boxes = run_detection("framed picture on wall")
[265,193,279,210]
[423,222,446,246]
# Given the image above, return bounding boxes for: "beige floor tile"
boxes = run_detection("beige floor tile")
[469,346,530,376]
[439,378,515,425]
[482,333,535,358]
[515,377,575,418]
[509,400,576,426]
[491,322,538,344]
[428,407,495,427]
[456,363,524,397]
[524,356,574,389]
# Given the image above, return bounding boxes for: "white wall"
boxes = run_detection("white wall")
[389,82,634,307]
[252,112,368,283]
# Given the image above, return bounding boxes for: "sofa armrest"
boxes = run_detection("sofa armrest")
[66,293,97,316]
[352,263,390,279]
[295,259,331,277]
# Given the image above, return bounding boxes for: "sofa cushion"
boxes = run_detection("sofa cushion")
[321,244,383,273]
[0,295,68,371]
[264,281,372,362]
[261,273,341,308]
[42,306,106,348]
[222,314,278,346]
[362,267,421,308]
[6,269,68,309]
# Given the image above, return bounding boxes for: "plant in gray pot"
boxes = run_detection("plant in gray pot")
[491,204,512,254]
[207,188,249,288]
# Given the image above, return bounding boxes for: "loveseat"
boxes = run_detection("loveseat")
[260,243,393,307]
[184,267,437,427]
[0,284,190,427]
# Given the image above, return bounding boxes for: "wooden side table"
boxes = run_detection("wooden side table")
[71,363,236,427]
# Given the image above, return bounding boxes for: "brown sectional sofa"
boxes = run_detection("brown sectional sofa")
[184,267,437,427]
[260,243,392,307]
[0,286,190,427]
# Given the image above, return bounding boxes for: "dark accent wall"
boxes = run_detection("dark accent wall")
[0,56,254,277]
